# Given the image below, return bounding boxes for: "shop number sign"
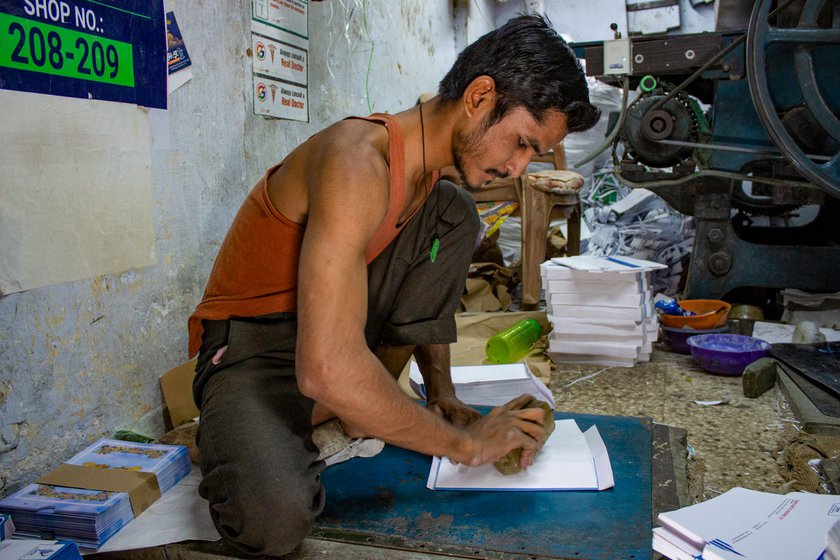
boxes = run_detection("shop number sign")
[0,0,166,108]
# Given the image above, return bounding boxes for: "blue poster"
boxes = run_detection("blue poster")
[165,11,190,74]
[0,0,167,109]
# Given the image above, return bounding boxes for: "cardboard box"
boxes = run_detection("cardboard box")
[159,360,199,430]
[37,464,160,517]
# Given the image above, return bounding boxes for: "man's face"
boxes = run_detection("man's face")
[452,107,569,189]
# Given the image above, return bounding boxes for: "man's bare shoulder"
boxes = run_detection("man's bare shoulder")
[268,118,392,224]
[306,118,391,183]
[291,118,394,235]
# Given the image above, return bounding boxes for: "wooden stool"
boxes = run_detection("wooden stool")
[518,169,585,310]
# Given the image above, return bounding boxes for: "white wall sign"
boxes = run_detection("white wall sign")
[254,77,308,121]
[252,0,308,39]
[251,0,309,121]
[252,33,307,86]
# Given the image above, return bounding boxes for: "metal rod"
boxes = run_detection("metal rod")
[657,138,832,161]
[615,167,818,189]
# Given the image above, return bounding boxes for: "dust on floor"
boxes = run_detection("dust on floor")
[549,345,812,502]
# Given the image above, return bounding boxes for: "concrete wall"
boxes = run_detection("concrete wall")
[0,0,467,496]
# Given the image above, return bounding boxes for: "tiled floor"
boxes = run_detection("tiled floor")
[550,343,798,501]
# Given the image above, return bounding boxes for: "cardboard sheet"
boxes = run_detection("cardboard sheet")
[159,360,199,429]
[37,464,161,518]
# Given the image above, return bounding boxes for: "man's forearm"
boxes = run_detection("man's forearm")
[413,343,456,402]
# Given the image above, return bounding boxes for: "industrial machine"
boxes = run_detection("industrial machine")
[574,0,840,301]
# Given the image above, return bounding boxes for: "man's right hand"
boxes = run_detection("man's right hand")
[450,394,546,469]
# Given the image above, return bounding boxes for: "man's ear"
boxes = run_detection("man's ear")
[462,76,496,119]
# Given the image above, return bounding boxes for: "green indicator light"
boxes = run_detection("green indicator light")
[640,75,657,93]
[0,13,135,87]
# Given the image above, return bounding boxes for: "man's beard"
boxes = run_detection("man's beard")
[451,116,490,188]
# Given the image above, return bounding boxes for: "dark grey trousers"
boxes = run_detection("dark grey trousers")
[193,181,479,557]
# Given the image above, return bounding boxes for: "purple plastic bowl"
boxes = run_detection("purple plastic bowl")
[687,333,771,376]
[661,325,729,354]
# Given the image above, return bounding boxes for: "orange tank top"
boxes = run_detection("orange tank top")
[187,113,430,357]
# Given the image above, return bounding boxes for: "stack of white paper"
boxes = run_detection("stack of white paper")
[408,362,556,409]
[541,255,667,367]
[427,418,614,491]
[654,487,840,559]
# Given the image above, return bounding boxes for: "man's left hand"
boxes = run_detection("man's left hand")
[427,394,481,427]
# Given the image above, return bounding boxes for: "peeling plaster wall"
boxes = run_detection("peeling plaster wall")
[0,0,464,496]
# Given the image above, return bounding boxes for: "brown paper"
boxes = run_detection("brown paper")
[159,359,199,429]
[37,463,161,517]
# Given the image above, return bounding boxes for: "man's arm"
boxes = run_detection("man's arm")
[413,344,481,428]
[294,139,544,467]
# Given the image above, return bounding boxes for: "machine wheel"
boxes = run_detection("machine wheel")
[746,0,840,195]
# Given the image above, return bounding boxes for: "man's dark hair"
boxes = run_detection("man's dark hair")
[438,13,600,133]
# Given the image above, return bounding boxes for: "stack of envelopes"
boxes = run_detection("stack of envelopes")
[541,256,667,367]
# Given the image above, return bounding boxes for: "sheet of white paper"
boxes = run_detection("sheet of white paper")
[546,277,646,294]
[441,363,530,383]
[0,91,156,294]
[98,467,220,552]
[583,426,614,490]
[549,255,667,273]
[167,68,193,94]
[752,322,797,344]
[427,420,613,491]
[408,362,556,409]
[752,321,840,344]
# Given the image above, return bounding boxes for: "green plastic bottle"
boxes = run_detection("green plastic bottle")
[485,318,542,364]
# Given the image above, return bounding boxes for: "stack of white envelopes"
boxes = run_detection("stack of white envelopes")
[541,256,667,367]
[654,487,840,559]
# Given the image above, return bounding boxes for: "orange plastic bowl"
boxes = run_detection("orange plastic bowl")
[658,299,732,330]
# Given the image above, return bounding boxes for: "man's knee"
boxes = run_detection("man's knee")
[201,467,324,557]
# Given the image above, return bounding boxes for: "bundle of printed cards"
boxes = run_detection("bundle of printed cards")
[0,484,132,550]
[0,538,82,560]
[0,439,191,550]
[64,439,191,494]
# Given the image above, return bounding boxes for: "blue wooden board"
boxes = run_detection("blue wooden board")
[315,411,653,560]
